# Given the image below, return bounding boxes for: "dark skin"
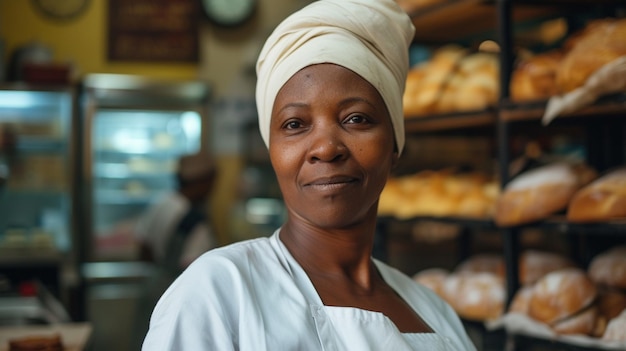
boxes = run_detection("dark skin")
[270,63,433,334]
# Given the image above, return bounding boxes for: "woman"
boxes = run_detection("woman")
[142,0,476,349]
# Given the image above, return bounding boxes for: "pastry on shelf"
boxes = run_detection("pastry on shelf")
[528,268,597,327]
[494,161,597,227]
[588,246,626,290]
[412,267,450,297]
[441,271,506,322]
[436,51,499,113]
[555,17,626,94]
[567,166,626,223]
[510,49,564,102]
[402,45,468,117]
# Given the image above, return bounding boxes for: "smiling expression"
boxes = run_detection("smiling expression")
[269,63,397,229]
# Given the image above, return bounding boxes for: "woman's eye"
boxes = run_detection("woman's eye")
[284,120,302,129]
[346,114,367,124]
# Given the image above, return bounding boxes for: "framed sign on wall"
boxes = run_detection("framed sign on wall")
[108,0,199,62]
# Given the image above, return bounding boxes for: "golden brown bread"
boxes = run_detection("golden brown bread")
[378,169,499,219]
[597,288,626,321]
[510,50,564,102]
[442,272,506,321]
[551,305,599,336]
[528,268,597,326]
[403,45,468,116]
[412,268,449,297]
[495,162,597,227]
[508,284,534,315]
[567,167,626,223]
[437,52,499,113]
[556,18,626,93]
[588,246,626,290]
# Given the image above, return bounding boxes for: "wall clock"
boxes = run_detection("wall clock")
[32,0,91,21]
[201,0,257,28]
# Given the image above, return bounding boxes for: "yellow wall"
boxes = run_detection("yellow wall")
[0,0,198,80]
[0,0,303,245]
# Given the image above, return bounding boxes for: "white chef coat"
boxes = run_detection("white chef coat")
[142,230,477,350]
[134,192,215,268]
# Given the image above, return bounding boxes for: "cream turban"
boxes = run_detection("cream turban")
[255,0,415,154]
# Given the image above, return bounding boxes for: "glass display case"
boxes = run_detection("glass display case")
[0,84,77,310]
[0,85,76,257]
[80,74,211,262]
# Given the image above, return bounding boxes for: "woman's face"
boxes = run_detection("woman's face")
[269,63,397,229]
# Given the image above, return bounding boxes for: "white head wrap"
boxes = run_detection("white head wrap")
[255,0,415,154]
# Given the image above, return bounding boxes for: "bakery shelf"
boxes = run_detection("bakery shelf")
[407,0,561,44]
[381,215,497,230]
[508,333,624,351]
[500,94,626,123]
[537,216,626,236]
[404,109,496,133]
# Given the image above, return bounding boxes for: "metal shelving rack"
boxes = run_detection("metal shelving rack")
[402,1,626,350]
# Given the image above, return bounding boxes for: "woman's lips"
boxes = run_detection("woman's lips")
[305,175,359,190]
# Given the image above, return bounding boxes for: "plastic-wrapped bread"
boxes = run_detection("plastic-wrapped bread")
[495,162,597,227]
[567,167,626,223]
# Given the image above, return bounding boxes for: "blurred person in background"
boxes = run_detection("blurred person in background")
[132,151,218,349]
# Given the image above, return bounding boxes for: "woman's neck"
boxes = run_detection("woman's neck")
[279,217,378,289]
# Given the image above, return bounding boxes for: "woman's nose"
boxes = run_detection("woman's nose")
[307,124,348,163]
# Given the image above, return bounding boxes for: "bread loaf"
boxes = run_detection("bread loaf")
[510,50,564,102]
[567,167,626,223]
[412,268,449,297]
[597,288,626,321]
[442,272,505,321]
[588,246,626,290]
[402,45,468,116]
[495,162,597,227]
[551,305,599,336]
[437,52,499,113]
[556,18,626,93]
[528,268,597,325]
[508,285,534,315]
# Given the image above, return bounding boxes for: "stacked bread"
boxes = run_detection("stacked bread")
[412,250,576,322]
[379,169,499,219]
[403,45,500,116]
[403,45,468,116]
[495,162,597,227]
[511,17,626,102]
[507,246,626,341]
